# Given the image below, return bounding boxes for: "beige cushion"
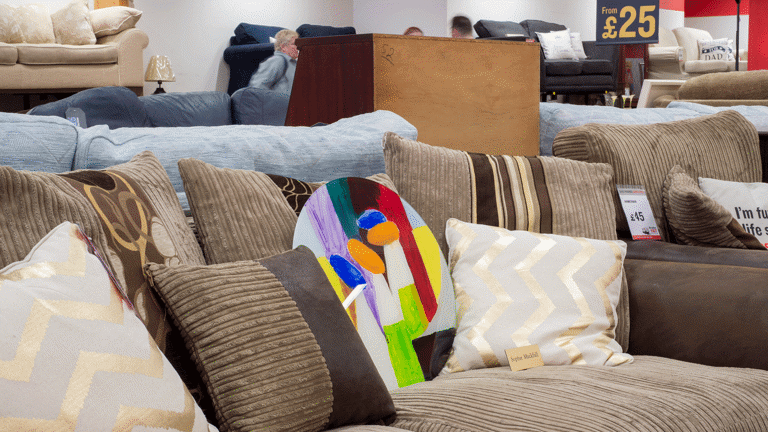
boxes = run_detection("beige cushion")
[0,42,17,65]
[0,222,213,432]
[552,110,762,241]
[90,6,142,37]
[441,219,632,375]
[0,5,23,44]
[177,157,397,264]
[673,27,713,62]
[51,0,96,45]
[145,257,334,432]
[663,165,765,249]
[652,26,678,48]
[16,42,117,64]
[16,4,55,44]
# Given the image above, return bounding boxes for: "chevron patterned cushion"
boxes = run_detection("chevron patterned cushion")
[441,219,633,375]
[0,222,213,431]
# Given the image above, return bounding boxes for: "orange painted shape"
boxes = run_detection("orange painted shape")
[347,238,386,274]
[367,221,400,246]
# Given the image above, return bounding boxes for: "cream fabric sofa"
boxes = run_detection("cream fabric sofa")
[649,26,747,80]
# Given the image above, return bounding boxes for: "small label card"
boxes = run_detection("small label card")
[505,345,544,372]
[617,185,662,241]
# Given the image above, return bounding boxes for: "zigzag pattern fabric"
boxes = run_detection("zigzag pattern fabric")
[442,219,632,375]
[0,222,211,431]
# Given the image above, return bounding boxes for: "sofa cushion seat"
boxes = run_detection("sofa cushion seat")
[580,58,613,74]
[544,59,582,76]
[15,42,117,65]
[390,357,768,431]
[0,42,17,64]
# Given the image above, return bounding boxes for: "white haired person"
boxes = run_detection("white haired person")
[248,29,299,93]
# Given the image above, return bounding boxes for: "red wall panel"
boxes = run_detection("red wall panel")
[748,0,766,70]
[685,0,750,17]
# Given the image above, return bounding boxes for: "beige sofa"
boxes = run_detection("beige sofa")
[648,26,747,80]
[0,27,148,95]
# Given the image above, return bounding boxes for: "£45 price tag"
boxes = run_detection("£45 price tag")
[617,185,661,240]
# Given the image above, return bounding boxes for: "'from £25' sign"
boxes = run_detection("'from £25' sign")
[596,0,659,45]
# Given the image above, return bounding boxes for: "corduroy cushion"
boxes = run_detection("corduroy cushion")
[663,165,765,249]
[383,132,631,353]
[389,357,768,431]
[552,110,762,240]
[177,157,397,264]
[145,248,367,432]
[677,69,768,101]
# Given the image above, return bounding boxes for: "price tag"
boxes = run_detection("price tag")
[617,185,661,240]
[596,0,659,45]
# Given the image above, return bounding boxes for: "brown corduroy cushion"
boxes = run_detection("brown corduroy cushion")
[677,70,768,101]
[663,165,765,249]
[144,256,334,432]
[388,357,768,431]
[552,110,761,241]
[178,157,398,264]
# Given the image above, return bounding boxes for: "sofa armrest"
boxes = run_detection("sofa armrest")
[223,43,275,94]
[626,239,768,269]
[96,28,149,89]
[647,46,686,79]
[626,258,768,371]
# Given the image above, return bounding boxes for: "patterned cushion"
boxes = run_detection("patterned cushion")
[89,6,142,37]
[440,219,632,374]
[144,248,338,432]
[0,5,23,44]
[16,4,55,43]
[0,222,212,432]
[698,176,768,249]
[50,0,96,45]
[663,165,765,249]
[552,110,762,241]
[178,157,397,263]
[0,151,213,421]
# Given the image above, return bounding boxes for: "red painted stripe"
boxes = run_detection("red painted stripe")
[661,0,686,11]
[748,0,766,70]
[685,0,750,17]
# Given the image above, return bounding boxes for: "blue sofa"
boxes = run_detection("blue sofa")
[223,23,356,95]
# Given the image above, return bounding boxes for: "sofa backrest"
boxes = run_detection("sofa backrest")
[140,91,232,127]
[28,86,151,128]
[519,19,567,42]
[230,86,289,126]
[473,19,527,38]
[0,112,79,172]
[672,27,713,62]
[296,23,356,38]
[233,23,284,45]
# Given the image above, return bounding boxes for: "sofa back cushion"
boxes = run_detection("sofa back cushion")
[16,4,54,43]
[473,19,526,38]
[0,5,24,43]
[0,112,79,172]
[519,19,567,42]
[552,110,762,241]
[230,86,290,126]
[141,91,232,127]
[233,22,283,45]
[296,23,356,38]
[28,86,151,129]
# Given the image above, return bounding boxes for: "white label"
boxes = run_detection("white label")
[617,185,661,240]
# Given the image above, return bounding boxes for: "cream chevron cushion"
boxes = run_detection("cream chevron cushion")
[441,219,632,375]
[0,222,214,432]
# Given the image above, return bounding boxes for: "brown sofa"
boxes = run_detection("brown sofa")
[653,70,768,107]
[0,27,148,95]
[2,109,768,432]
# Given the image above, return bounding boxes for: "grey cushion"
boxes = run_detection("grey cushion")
[231,86,290,126]
[545,60,582,76]
[581,59,613,75]
[473,20,526,38]
[519,19,567,41]
[28,86,150,129]
[140,91,232,127]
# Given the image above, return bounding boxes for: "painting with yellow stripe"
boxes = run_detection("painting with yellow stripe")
[294,177,455,390]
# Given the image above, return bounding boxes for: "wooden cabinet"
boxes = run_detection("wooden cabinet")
[286,34,540,156]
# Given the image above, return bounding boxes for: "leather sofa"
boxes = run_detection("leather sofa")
[223,23,356,95]
[474,19,620,97]
[4,108,768,431]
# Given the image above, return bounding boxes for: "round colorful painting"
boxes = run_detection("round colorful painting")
[293,177,455,389]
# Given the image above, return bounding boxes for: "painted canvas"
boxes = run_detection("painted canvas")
[294,177,455,389]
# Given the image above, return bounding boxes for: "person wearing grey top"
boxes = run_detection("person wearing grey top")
[248,29,299,93]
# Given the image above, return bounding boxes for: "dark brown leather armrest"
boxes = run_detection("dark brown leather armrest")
[626,258,768,371]
[626,240,768,269]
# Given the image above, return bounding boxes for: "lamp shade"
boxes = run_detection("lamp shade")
[145,55,175,82]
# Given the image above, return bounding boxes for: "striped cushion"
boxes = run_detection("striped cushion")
[663,165,765,249]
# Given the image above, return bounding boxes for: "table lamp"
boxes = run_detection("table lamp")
[145,55,175,94]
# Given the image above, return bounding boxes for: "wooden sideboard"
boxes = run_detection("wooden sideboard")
[286,34,540,156]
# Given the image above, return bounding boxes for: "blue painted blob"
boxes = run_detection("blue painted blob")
[329,254,366,288]
[357,209,387,230]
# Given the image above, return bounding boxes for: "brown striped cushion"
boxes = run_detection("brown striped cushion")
[177,157,397,264]
[144,254,335,432]
[383,132,629,352]
[552,110,762,241]
[663,165,766,249]
[389,356,768,431]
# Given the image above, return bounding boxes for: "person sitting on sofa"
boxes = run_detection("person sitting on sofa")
[248,29,299,93]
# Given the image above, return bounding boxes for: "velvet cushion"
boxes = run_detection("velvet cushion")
[177,157,397,264]
[473,19,526,38]
[233,23,284,45]
[0,222,213,432]
[144,249,335,432]
[296,23,356,38]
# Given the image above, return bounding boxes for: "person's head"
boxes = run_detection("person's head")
[274,29,299,59]
[403,26,424,36]
[450,15,473,38]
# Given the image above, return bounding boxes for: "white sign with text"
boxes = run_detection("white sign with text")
[617,185,661,240]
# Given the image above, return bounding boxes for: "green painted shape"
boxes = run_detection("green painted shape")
[383,321,425,387]
[326,178,359,240]
[399,284,427,337]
